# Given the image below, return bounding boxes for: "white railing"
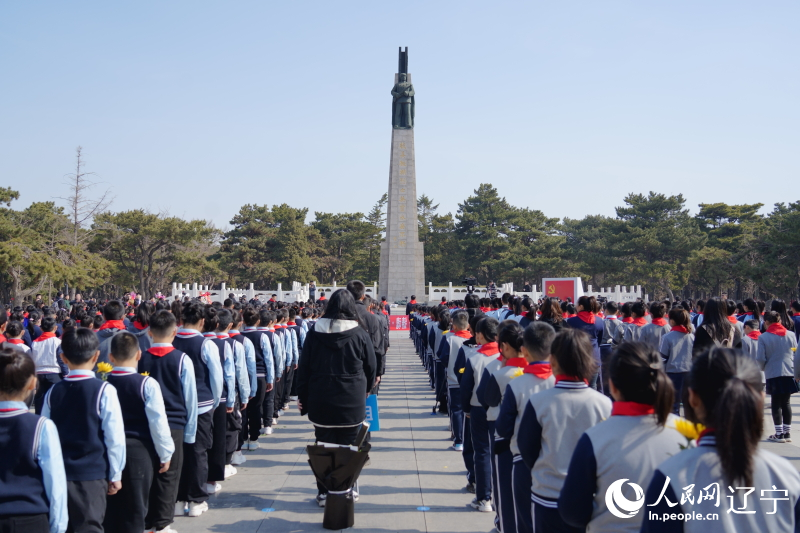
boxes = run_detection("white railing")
[424,281,644,303]
[171,281,380,304]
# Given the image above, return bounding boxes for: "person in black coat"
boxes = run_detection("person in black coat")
[346,281,385,388]
[296,289,377,503]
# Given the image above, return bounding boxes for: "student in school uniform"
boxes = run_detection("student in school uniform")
[726,299,744,347]
[622,301,648,343]
[757,311,800,443]
[494,322,556,533]
[139,310,197,533]
[259,309,283,433]
[285,307,306,400]
[438,310,472,453]
[740,319,760,361]
[96,300,129,365]
[2,320,31,354]
[460,317,502,513]
[517,328,612,533]
[612,302,633,344]
[239,308,271,449]
[31,317,68,415]
[127,302,154,355]
[641,348,800,532]
[432,308,451,415]
[791,301,800,343]
[42,328,127,533]
[0,348,68,533]
[565,296,605,391]
[104,332,174,533]
[477,321,529,533]
[639,301,671,350]
[218,307,249,471]
[227,310,254,466]
[203,307,236,495]
[172,301,223,518]
[558,342,684,533]
[659,308,695,415]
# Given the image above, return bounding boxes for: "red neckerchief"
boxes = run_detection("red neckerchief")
[453,330,471,339]
[34,332,56,342]
[767,323,787,337]
[697,428,716,442]
[555,374,589,385]
[504,357,527,368]
[652,317,667,326]
[563,313,574,319]
[229,331,241,337]
[727,316,739,324]
[409,300,417,304]
[605,315,617,320]
[524,362,552,379]
[202,332,216,338]
[23,312,29,319]
[382,310,389,315]
[7,338,25,345]
[612,401,655,416]
[287,322,296,326]
[631,317,647,327]
[149,346,175,357]
[794,313,800,317]
[746,330,761,340]
[99,320,126,331]
[0,334,5,343]
[597,312,605,318]
[576,311,595,324]
[622,317,634,324]
[671,325,689,334]
[133,321,147,330]
[477,342,499,356]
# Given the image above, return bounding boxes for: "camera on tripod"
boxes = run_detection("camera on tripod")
[463,277,478,294]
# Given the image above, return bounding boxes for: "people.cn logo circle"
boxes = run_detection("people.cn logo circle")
[605,479,645,519]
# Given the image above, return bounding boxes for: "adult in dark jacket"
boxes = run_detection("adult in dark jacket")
[347,281,386,385]
[296,289,376,498]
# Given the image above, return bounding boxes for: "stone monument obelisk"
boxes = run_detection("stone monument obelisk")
[378,47,425,303]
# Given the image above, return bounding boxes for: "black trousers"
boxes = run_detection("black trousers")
[145,427,184,531]
[178,410,213,503]
[241,377,266,444]
[66,478,107,533]
[313,425,361,495]
[261,380,275,427]
[273,375,285,418]
[280,367,294,408]
[208,404,228,482]
[226,404,242,462]
[34,373,60,415]
[105,437,157,533]
[0,514,49,533]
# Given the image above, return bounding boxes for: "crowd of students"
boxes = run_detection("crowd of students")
[0,286,389,533]
[410,292,800,533]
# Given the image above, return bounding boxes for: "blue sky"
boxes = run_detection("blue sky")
[1,1,797,228]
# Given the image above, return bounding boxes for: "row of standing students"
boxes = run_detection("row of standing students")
[410,298,800,533]
[0,298,312,533]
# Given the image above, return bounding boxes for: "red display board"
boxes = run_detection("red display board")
[389,315,410,330]
[543,280,577,302]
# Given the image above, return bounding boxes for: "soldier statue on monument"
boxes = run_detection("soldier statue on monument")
[391,73,415,129]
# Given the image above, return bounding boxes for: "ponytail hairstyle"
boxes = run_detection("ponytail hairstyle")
[550,328,596,380]
[763,311,780,325]
[608,342,674,426]
[475,317,499,343]
[437,305,451,331]
[743,298,762,325]
[0,348,35,396]
[202,305,219,333]
[770,299,794,331]
[689,348,763,486]
[631,301,646,318]
[649,302,667,319]
[498,321,524,357]
[521,297,536,320]
[668,308,692,332]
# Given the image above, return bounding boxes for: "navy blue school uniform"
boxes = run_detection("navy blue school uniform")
[0,401,68,533]
[564,313,604,390]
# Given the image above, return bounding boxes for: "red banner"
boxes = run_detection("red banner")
[543,280,576,302]
[389,315,410,330]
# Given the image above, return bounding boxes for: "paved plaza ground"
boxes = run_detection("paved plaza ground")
[182,330,800,533]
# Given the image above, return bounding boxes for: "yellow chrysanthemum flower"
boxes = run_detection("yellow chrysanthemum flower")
[673,417,705,441]
[96,362,113,374]
[512,368,524,378]
[141,371,150,377]
[458,368,465,374]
